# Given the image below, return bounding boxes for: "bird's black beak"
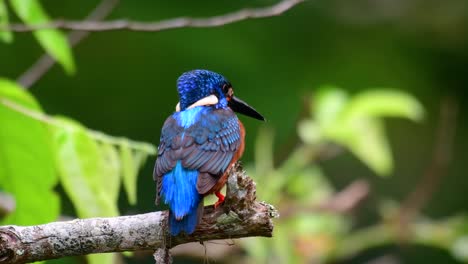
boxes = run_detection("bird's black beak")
[228,96,265,121]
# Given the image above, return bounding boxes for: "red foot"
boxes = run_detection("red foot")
[214,191,225,209]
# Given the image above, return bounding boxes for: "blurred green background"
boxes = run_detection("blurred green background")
[1,0,468,263]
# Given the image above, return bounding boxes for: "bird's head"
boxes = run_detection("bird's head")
[176,69,265,121]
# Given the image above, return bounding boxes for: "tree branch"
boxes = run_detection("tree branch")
[317,179,370,213]
[0,164,277,264]
[2,0,304,33]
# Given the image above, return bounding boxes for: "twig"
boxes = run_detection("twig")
[170,241,239,261]
[0,164,277,264]
[4,0,304,33]
[399,98,458,228]
[17,0,120,88]
[0,98,156,154]
[281,179,370,218]
[153,248,172,264]
[317,179,370,213]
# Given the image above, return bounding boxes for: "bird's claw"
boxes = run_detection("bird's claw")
[214,191,225,209]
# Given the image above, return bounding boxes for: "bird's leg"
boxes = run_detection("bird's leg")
[214,191,225,208]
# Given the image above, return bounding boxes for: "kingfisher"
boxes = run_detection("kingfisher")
[153,69,264,236]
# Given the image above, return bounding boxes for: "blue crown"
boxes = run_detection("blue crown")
[177,70,229,110]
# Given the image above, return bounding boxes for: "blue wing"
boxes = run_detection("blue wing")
[154,106,241,204]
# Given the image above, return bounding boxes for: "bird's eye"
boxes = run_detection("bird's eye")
[222,83,233,98]
[222,83,230,93]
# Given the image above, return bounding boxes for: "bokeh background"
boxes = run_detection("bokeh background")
[1,0,468,263]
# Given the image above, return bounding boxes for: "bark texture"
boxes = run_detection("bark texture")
[0,164,277,264]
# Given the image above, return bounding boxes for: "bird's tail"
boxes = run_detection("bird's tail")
[161,161,203,235]
[168,200,203,236]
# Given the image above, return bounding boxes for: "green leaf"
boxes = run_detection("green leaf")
[286,213,348,237]
[52,117,118,218]
[120,140,140,205]
[452,236,468,261]
[0,0,13,43]
[87,253,116,264]
[299,87,348,144]
[298,120,321,144]
[52,120,148,264]
[343,90,424,122]
[10,0,75,74]
[314,86,349,128]
[330,118,392,176]
[319,89,424,176]
[99,142,121,203]
[130,150,148,202]
[0,78,59,225]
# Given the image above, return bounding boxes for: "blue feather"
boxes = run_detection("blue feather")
[168,207,199,235]
[175,106,204,128]
[161,161,201,235]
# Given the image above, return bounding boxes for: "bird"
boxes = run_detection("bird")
[153,69,265,236]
